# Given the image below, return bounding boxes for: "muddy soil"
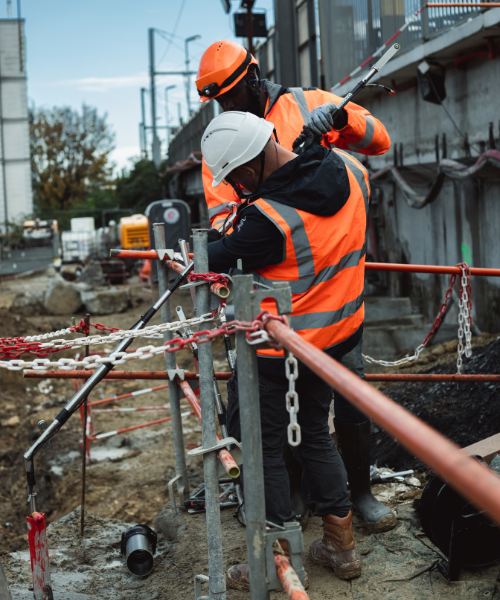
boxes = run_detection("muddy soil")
[1,271,500,599]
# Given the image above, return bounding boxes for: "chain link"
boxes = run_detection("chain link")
[457,263,473,374]
[285,352,301,446]
[363,262,474,369]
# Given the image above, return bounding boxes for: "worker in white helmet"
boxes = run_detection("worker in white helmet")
[201,110,375,590]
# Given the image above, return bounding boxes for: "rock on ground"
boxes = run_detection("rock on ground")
[80,287,131,315]
[79,261,106,288]
[10,291,46,316]
[44,275,82,315]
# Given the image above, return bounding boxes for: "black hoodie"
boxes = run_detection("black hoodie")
[207,145,350,273]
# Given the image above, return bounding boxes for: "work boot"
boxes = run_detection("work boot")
[334,420,397,533]
[227,540,310,591]
[310,511,361,579]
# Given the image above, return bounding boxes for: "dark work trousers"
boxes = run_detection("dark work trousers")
[333,336,369,424]
[227,349,355,526]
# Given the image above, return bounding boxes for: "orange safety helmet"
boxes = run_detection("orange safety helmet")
[196,40,258,103]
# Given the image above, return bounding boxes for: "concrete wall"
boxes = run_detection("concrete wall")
[340,9,500,332]
[0,19,32,231]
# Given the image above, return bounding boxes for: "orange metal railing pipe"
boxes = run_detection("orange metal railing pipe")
[111,249,230,298]
[265,319,500,527]
[366,262,500,277]
[23,370,232,381]
[177,377,240,479]
[427,3,500,6]
[366,374,500,382]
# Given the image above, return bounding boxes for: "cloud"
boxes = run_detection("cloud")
[53,73,150,92]
[110,145,141,173]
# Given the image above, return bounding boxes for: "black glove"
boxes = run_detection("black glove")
[207,228,223,243]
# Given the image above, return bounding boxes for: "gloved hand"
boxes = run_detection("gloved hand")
[306,103,347,136]
[207,228,223,242]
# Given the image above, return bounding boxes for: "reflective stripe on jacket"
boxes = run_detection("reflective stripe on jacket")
[252,149,369,357]
[204,80,389,230]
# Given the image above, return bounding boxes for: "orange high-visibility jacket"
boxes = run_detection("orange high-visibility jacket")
[205,81,389,231]
[252,149,369,357]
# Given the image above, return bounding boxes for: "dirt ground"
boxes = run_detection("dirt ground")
[1,271,500,598]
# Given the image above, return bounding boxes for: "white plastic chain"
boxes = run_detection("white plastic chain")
[0,311,219,372]
[457,264,472,374]
[285,351,301,446]
[362,344,426,368]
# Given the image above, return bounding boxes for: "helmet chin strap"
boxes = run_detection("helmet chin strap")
[226,149,266,201]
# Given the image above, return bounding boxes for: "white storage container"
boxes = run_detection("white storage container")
[61,230,97,262]
[71,217,95,232]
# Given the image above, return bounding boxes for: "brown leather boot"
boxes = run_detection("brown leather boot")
[310,511,361,579]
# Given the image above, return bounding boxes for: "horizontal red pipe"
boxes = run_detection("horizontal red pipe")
[366,262,500,276]
[23,370,232,381]
[427,2,500,5]
[86,412,194,441]
[88,383,170,407]
[266,319,500,527]
[366,374,500,382]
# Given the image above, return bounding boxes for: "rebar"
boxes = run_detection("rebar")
[154,223,190,503]
[81,313,90,537]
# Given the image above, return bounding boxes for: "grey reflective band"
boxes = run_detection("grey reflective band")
[291,291,364,331]
[253,243,366,295]
[348,115,375,152]
[289,88,310,124]
[335,150,370,214]
[208,202,233,219]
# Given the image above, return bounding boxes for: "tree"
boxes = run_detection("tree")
[115,158,170,214]
[30,104,115,210]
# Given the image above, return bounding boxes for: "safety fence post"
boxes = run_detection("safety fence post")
[233,276,307,598]
[233,274,270,600]
[193,229,226,600]
[153,223,190,507]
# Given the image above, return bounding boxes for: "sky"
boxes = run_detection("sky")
[16,0,274,173]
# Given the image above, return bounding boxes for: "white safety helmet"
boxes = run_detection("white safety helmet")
[201,111,274,187]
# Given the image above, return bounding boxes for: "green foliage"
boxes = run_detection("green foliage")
[115,159,171,214]
[30,104,115,211]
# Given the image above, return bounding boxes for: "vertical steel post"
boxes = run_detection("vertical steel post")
[141,87,148,159]
[80,313,90,537]
[193,230,226,600]
[154,224,190,502]
[149,28,160,168]
[233,274,270,600]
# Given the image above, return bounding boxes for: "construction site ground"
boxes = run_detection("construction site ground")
[1,270,499,598]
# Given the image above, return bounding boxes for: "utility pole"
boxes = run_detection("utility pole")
[149,28,161,169]
[241,0,255,55]
[140,87,148,159]
[165,85,175,157]
[178,102,184,127]
[185,35,201,118]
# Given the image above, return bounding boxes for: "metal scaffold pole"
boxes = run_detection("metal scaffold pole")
[154,223,190,505]
[193,230,226,600]
[233,274,270,600]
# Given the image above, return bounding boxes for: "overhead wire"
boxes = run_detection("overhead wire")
[156,0,188,65]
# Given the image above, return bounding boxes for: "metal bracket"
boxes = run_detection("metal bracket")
[250,281,293,319]
[167,473,186,513]
[187,438,242,478]
[264,521,306,591]
[194,574,209,600]
[156,249,175,261]
[167,369,185,381]
[187,437,241,457]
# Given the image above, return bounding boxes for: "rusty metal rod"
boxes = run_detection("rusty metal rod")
[265,319,500,527]
[365,262,500,277]
[366,374,500,382]
[23,370,232,381]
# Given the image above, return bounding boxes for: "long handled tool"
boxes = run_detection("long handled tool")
[24,259,194,512]
[292,43,400,154]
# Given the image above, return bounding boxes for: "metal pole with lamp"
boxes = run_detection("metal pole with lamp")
[185,35,201,118]
[164,85,176,157]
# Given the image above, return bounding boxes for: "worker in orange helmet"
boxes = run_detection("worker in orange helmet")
[196,40,396,535]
